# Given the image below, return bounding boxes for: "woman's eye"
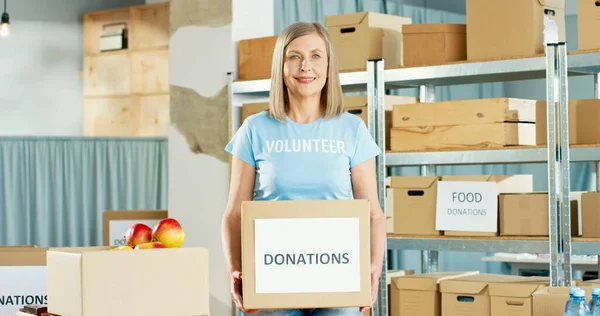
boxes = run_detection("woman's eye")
[312,54,321,59]
[290,55,300,60]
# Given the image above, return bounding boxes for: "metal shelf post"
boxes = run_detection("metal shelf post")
[368,59,388,316]
[545,41,573,287]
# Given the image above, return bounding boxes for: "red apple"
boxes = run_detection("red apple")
[152,218,185,248]
[125,223,153,248]
[134,241,166,249]
[111,245,133,251]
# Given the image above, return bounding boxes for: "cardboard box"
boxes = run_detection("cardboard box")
[466,0,566,61]
[47,246,209,316]
[386,176,442,236]
[499,193,579,236]
[440,274,545,316]
[325,12,412,71]
[241,199,371,310]
[237,35,278,81]
[364,270,415,316]
[402,23,466,66]
[536,99,600,145]
[0,247,48,315]
[578,0,600,51]
[103,210,168,246]
[490,282,547,316]
[532,286,571,316]
[582,192,600,238]
[389,271,479,316]
[439,175,533,236]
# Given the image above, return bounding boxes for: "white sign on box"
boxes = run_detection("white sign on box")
[109,219,162,246]
[254,217,361,294]
[435,181,498,232]
[0,266,47,315]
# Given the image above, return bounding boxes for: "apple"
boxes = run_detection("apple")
[111,245,133,251]
[134,241,166,250]
[125,223,153,248]
[152,218,185,248]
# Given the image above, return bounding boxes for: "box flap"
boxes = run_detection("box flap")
[441,175,492,182]
[324,12,368,27]
[385,176,438,189]
[403,23,466,34]
[0,247,48,266]
[440,274,531,294]
[344,95,368,108]
[392,271,479,291]
[538,0,565,9]
[489,283,545,298]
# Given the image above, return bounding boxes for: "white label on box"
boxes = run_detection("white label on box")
[254,217,361,294]
[0,266,47,315]
[435,181,498,232]
[109,219,162,246]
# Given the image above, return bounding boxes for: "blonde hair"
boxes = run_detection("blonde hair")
[268,21,344,121]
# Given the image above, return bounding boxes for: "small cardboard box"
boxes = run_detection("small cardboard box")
[237,35,278,81]
[103,210,168,246]
[489,282,547,316]
[439,175,533,236]
[532,286,570,316]
[582,192,600,238]
[241,199,371,310]
[364,269,415,316]
[578,0,600,51]
[0,247,48,315]
[440,274,544,316]
[536,99,600,145]
[386,176,442,236]
[325,12,412,71]
[466,0,566,61]
[390,271,480,316]
[47,246,209,316]
[499,193,579,236]
[402,23,466,66]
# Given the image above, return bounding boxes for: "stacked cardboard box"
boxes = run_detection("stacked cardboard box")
[389,98,537,152]
[402,24,466,66]
[536,99,600,145]
[578,0,600,51]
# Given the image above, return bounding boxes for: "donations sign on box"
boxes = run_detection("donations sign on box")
[435,181,498,232]
[241,200,372,310]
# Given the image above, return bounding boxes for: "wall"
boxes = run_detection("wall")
[0,0,144,136]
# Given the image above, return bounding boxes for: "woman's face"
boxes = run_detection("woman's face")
[283,32,328,100]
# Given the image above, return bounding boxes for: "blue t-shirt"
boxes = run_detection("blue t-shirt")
[224,111,382,201]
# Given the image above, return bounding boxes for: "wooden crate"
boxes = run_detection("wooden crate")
[130,3,170,51]
[131,49,169,95]
[83,53,131,97]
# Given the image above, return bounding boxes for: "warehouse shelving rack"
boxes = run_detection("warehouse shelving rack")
[228,45,600,316]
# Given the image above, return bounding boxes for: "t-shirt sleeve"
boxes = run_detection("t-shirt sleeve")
[224,119,256,167]
[350,120,382,168]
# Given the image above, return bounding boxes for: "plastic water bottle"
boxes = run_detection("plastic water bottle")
[566,288,583,314]
[565,289,591,316]
[592,288,600,315]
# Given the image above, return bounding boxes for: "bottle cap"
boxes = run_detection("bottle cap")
[592,288,600,296]
[570,287,582,294]
[574,289,585,298]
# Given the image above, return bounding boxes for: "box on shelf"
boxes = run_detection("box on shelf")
[466,0,566,61]
[241,199,371,310]
[536,99,600,145]
[499,193,579,237]
[103,210,168,246]
[402,23,466,66]
[440,273,546,316]
[390,98,537,152]
[389,271,479,316]
[237,35,278,81]
[578,0,600,51]
[438,175,533,237]
[325,12,412,71]
[490,282,547,316]
[46,246,209,316]
[0,247,48,316]
[582,192,600,238]
[363,269,415,316]
[385,176,442,236]
[531,286,596,316]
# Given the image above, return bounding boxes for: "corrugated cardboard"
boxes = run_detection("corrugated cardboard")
[578,0,600,50]
[532,287,570,316]
[237,35,278,81]
[386,176,442,236]
[0,247,48,315]
[402,23,466,66]
[466,0,566,60]
[325,12,412,71]
[536,99,600,145]
[489,282,547,316]
[363,270,415,316]
[102,210,168,246]
[390,271,479,316]
[499,193,579,236]
[241,200,371,310]
[582,192,600,238]
[46,246,209,316]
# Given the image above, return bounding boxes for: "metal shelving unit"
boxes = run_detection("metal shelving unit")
[229,46,600,315]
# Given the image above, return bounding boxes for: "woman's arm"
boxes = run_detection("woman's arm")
[351,157,386,310]
[221,156,256,277]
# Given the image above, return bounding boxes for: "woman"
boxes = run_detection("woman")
[222,21,386,316]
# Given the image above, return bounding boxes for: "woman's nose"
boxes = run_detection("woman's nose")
[301,58,312,72]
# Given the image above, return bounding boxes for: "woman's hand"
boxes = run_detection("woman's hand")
[230,271,259,315]
[360,264,382,313]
